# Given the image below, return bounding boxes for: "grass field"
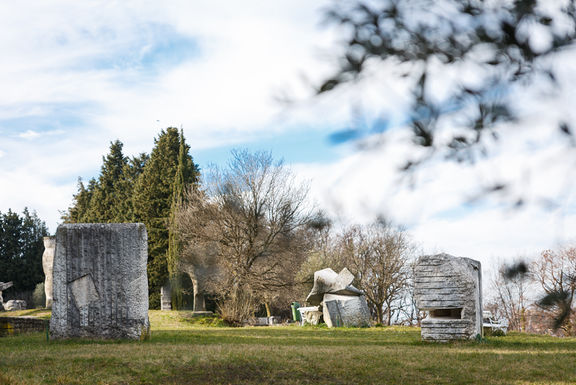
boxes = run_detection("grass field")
[0,310,575,385]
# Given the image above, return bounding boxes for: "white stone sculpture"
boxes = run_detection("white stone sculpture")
[414,253,482,342]
[49,223,150,340]
[305,268,371,328]
[0,281,13,310]
[42,236,56,309]
[3,300,26,311]
[161,282,172,310]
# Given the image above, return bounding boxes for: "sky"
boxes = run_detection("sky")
[1,1,575,284]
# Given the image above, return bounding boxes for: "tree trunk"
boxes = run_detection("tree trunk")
[264,303,271,318]
[376,305,384,324]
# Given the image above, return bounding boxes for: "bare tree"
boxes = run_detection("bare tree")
[488,260,533,332]
[176,189,222,311]
[337,223,414,325]
[177,150,316,323]
[532,247,576,335]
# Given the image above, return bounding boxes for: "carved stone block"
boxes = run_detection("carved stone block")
[414,253,482,342]
[50,223,150,340]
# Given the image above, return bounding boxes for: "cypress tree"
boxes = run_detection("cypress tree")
[133,128,199,308]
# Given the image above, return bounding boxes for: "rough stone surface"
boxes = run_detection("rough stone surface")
[42,236,56,309]
[0,317,48,337]
[414,253,482,342]
[3,300,27,311]
[161,282,172,310]
[50,223,150,340]
[322,294,371,328]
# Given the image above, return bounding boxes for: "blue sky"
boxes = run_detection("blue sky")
[1,0,575,281]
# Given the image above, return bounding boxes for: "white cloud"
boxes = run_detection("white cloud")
[0,0,575,279]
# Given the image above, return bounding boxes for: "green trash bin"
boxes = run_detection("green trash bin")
[291,302,301,322]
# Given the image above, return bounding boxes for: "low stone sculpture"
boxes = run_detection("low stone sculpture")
[0,281,13,310]
[42,236,56,309]
[414,253,482,342]
[50,223,150,340]
[305,268,370,328]
[3,300,26,311]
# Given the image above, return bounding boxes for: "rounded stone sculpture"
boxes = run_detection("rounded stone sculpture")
[4,300,26,311]
[42,236,56,309]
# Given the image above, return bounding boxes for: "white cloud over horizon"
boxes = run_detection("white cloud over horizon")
[0,0,575,285]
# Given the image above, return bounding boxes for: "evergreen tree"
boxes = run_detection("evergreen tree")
[167,130,190,277]
[85,140,128,222]
[61,128,199,308]
[0,209,48,293]
[133,128,199,308]
[63,177,96,223]
[113,153,149,222]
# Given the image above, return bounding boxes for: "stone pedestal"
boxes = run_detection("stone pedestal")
[414,253,482,342]
[42,236,56,309]
[50,223,150,340]
[161,282,172,310]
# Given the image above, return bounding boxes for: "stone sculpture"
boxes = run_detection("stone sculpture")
[414,253,482,342]
[50,223,150,340]
[161,282,172,310]
[42,236,56,309]
[305,268,371,328]
[3,300,26,311]
[0,281,13,310]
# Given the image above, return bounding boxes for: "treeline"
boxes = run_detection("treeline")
[63,127,199,308]
[0,209,48,296]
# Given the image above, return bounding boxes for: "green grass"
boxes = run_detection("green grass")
[0,311,575,384]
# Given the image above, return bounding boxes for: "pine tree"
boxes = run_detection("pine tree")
[85,140,128,222]
[62,177,95,223]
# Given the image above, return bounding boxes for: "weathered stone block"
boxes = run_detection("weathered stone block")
[0,317,48,337]
[50,223,150,340]
[322,294,371,328]
[3,300,26,311]
[414,253,482,342]
[160,282,172,310]
[42,236,56,309]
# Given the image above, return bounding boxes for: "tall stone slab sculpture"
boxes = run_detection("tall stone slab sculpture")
[50,223,150,340]
[414,253,482,342]
[42,236,56,309]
